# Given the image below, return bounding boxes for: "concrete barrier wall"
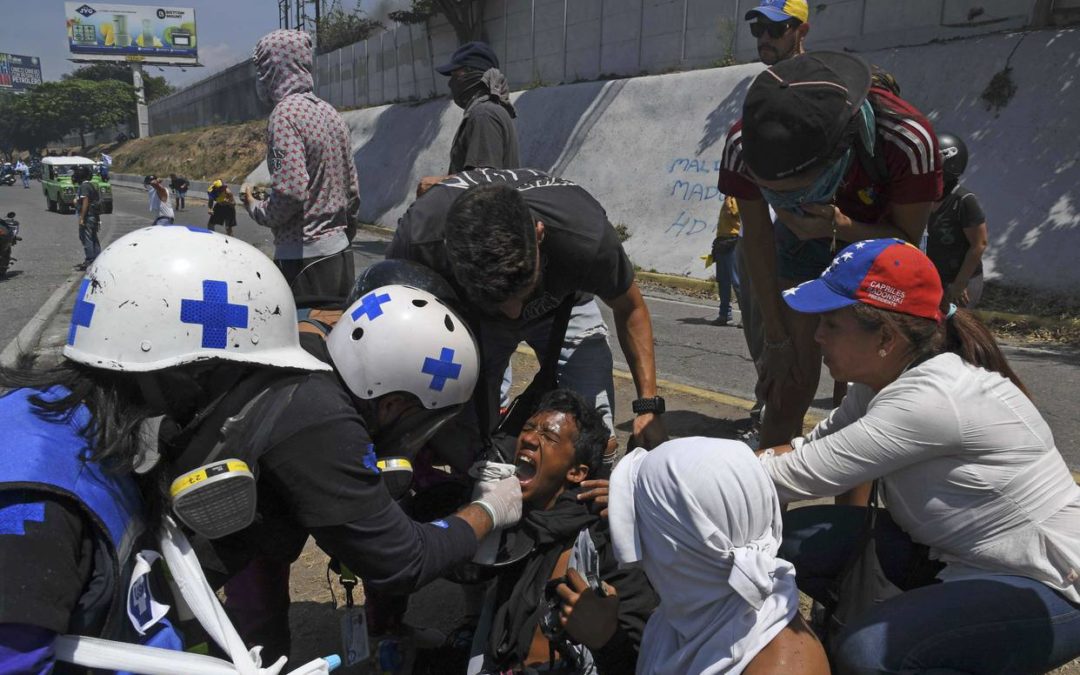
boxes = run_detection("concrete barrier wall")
[152,0,1039,134]
[149,60,273,135]
[247,26,1080,293]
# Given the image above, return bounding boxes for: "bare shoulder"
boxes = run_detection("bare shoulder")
[744,614,831,675]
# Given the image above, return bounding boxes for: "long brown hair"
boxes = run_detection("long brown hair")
[851,304,1029,396]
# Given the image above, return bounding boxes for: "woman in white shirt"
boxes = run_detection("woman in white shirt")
[762,238,1080,674]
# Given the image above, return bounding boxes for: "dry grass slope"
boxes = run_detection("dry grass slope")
[91,120,268,184]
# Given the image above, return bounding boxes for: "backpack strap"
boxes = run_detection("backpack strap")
[854,124,890,186]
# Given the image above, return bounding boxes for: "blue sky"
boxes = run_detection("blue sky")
[0,0,282,88]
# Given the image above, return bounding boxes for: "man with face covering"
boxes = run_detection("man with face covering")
[717,52,941,452]
[417,41,521,197]
[242,30,361,299]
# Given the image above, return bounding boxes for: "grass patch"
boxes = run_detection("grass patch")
[976,281,1080,347]
[89,120,268,184]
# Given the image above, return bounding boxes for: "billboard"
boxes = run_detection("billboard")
[0,54,44,91]
[65,3,198,65]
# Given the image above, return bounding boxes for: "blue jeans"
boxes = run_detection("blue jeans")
[499,297,614,434]
[774,219,835,283]
[78,217,101,263]
[715,243,739,319]
[781,506,1080,674]
[21,174,29,188]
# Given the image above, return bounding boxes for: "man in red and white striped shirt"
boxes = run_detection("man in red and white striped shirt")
[717,51,942,451]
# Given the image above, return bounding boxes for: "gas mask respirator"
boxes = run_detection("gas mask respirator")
[135,373,303,540]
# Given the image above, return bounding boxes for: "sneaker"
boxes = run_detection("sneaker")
[74,262,90,271]
[711,315,733,326]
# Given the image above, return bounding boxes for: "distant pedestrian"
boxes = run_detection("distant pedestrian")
[926,132,988,308]
[170,173,190,210]
[206,180,237,236]
[242,30,360,299]
[711,195,741,325]
[15,160,30,188]
[143,175,175,225]
[73,165,102,270]
[99,153,111,181]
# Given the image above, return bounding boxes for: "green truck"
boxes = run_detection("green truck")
[40,156,114,215]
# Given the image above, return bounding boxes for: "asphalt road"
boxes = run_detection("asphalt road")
[0,181,275,352]
[3,181,1078,469]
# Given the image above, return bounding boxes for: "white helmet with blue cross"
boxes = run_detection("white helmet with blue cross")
[62,225,330,373]
[327,284,479,410]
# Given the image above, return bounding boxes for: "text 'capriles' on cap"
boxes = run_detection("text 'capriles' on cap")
[782,238,944,322]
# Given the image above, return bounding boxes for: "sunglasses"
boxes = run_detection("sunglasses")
[750,20,797,39]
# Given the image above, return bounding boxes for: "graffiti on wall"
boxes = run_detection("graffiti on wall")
[663,157,726,238]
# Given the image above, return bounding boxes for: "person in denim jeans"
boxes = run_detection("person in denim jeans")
[711,195,741,325]
[73,165,101,270]
[759,239,1080,674]
[718,52,942,454]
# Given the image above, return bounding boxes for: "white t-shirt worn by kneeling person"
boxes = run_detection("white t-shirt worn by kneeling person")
[149,185,174,221]
[760,351,1080,604]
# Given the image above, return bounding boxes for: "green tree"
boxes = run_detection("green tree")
[389,0,485,44]
[316,2,384,54]
[32,79,136,148]
[64,62,174,103]
[0,94,17,160]
[4,87,69,153]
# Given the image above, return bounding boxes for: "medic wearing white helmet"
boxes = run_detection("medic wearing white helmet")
[0,225,522,670]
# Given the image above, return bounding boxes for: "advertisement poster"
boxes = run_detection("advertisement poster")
[65,3,198,64]
[0,54,44,91]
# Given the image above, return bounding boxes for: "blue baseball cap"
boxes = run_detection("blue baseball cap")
[782,238,944,322]
[745,0,809,23]
[436,41,499,75]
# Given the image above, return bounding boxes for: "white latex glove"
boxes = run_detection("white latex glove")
[471,475,523,529]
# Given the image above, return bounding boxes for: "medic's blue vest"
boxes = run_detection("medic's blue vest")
[0,386,184,667]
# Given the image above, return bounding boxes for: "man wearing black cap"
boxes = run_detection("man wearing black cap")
[717,52,941,453]
[417,41,520,196]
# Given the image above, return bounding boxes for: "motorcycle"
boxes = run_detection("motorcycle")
[0,173,16,186]
[0,211,22,278]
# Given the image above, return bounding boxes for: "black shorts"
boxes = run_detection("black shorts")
[208,203,237,227]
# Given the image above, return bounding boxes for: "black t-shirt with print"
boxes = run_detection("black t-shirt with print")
[926,185,986,283]
[386,168,635,325]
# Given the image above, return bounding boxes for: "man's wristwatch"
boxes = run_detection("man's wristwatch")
[632,396,666,415]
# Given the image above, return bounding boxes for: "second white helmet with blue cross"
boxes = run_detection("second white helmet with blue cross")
[327,284,480,409]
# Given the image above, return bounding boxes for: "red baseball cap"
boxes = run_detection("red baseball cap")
[782,238,944,322]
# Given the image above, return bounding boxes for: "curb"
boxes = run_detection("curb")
[0,274,81,369]
[310,225,1074,332]
[359,222,395,238]
[513,344,825,426]
[635,270,717,296]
